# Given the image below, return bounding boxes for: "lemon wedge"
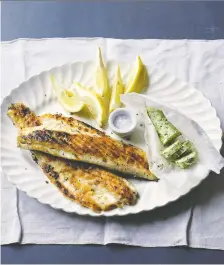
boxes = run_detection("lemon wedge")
[95,47,110,105]
[50,75,84,113]
[109,65,124,113]
[125,55,148,94]
[73,82,107,127]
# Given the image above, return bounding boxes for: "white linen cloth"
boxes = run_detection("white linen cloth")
[1,38,224,249]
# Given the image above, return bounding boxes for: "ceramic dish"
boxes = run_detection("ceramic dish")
[1,61,222,216]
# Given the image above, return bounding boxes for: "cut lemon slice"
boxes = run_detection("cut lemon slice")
[125,55,148,94]
[50,75,84,113]
[109,65,124,113]
[95,47,110,105]
[73,82,107,127]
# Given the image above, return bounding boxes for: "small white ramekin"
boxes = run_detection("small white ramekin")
[108,108,137,137]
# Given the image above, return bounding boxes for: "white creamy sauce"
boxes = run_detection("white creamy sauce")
[113,114,132,130]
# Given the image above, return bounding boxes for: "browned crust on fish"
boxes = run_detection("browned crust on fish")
[8,103,41,129]
[32,151,137,212]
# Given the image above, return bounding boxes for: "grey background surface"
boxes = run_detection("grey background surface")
[1,1,224,264]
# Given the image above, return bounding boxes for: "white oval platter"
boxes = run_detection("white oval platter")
[1,61,222,216]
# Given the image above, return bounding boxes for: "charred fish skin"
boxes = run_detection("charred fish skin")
[17,113,157,181]
[31,151,138,212]
[7,103,138,212]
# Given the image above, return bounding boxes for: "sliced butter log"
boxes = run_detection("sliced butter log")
[7,103,138,212]
[17,112,157,181]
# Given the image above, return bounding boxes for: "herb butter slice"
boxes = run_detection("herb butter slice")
[171,140,193,160]
[162,140,182,159]
[175,152,197,169]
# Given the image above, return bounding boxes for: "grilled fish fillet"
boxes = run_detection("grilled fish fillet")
[8,103,138,212]
[32,151,137,212]
[13,106,157,180]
